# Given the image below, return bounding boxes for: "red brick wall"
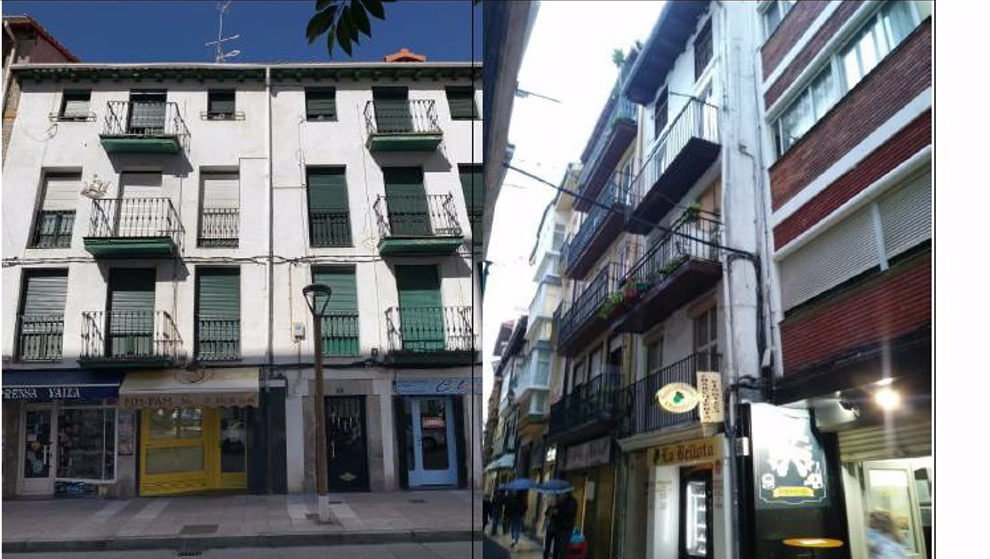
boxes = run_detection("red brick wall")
[769,20,932,211]
[773,110,931,248]
[780,251,931,373]
[765,1,864,107]
[761,1,830,79]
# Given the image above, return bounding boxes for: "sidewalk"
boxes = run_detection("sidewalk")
[2,491,482,553]
[484,525,544,559]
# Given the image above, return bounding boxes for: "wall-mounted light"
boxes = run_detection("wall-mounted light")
[874,387,902,411]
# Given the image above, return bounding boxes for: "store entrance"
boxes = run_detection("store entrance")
[19,404,55,496]
[679,467,713,559]
[404,396,458,487]
[862,458,932,559]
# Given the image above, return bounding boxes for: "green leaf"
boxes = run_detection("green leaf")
[306,6,337,43]
[326,26,337,58]
[351,1,371,36]
[315,0,335,11]
[362,0,386,20]
[336,7,353,55]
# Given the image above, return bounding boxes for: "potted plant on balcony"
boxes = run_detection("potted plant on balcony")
[683,202,704,223]
[597,290,627,320]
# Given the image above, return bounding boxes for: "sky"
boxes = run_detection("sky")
[2,0,481,63]
[481,1,664,419]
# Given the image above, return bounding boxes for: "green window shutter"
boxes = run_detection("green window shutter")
[306,88,336,120]
[19,270,67,361]
[383,167,431,236]
[312,267,359,356]
[307,167,351,247]
[208,90,235,115]
[196,268,240,360]
[108,269,156,356]
[372,87,411,132]
[458,164,483,238]
[395,265,444,352]
[22,271,68,315]
[446,87,477,120]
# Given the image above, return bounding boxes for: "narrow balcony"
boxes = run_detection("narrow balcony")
[374,193,463,255]
[195,317,240,361]
[79,310,183,368]
[100,101,190,154]
[627,98,721,234]
[198,208,239,248]
[548,371,622,444]
[614,213,723,333]
[556,263,622,358]
[384,305,477,367]
[563,176,631,279]
[83,198,183,258]
[309,210,352,248]
[16,314,64,362]
[624,352,722,436]
[321,313,360,357]
[574,96,638,212]
[364,99,443,152]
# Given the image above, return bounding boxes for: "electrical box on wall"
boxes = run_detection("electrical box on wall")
[292,322,306,341]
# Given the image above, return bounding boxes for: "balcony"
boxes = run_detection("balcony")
[614,214,723,333]
[556,263,622,357]
[563,177,631,279]
[16,315,64,362]
[374,193,463,255]
[384,305,477,367]
[195,317,240,361]
[321,313,360,357]
[624,353,721,437]
[198,208,239,248]
[363,99,443,152]
[79,310,183,367]
[100,101,190,154]
[83,198,183,258]
[627,99,721,234]
[309,210,352,248]
[548,371,622,444]
[574,96,638,212]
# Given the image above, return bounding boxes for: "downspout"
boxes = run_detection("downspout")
[265,65,274,494]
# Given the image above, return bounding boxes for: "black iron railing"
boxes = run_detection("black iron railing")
[364,99,441,136]
[31,210,75,248]
[621,213,722,286]
[548,370,622,437]
[630,98,719,206]
[557,263,623,343]
[87,197,184,249]
[196,317,240,361]
[309,210,352,247]
[322,313,360,357]
[373,193,462,238]
[577,96,637,187]
[199,208,239,247]
[624,352,721,435]
[564,175,631,269]
[17,314,64,362]
[385,305,475,354]
[80,310,182,362]
[102,100,190,151]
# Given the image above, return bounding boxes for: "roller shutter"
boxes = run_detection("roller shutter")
[108,269,156,356]
[307,168,351,247]
[42,173,81,211]
[395,265,444,352]
[312,267,359,356]
[21,271,68,315]
[838,416,931,462]
[878,166,932,260]
[196,268,240,360]
[201,172,239,209]
[384,167,431,236]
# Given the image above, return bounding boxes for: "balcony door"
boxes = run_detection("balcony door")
[128,90,167,134]
[372,86,411,132]
[117,171,164,237]
[107,268,156,358]
[395,265,444,352]
[383,167,431,236]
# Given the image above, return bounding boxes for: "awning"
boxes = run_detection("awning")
[484,453,516,473]
[118,368,259,409]
[2,370,123,401]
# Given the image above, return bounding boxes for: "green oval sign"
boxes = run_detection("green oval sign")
[655,382,700,413]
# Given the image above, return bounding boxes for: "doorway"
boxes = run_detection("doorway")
[372,86,411,132]
[862,458,930,559]
[128,90,167,134]
[325,396,370,492]
[679,467,713,559]
[404,396,458,487]
[18,404,55,496]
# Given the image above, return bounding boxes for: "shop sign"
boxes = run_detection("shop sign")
[563,436,612,471]
[395,377,482,395]
[750,404,829,510]
[655,436,722,466]
[696,372,723,423]
[655,382,700,413]
[2,385,117,400]
[119,392,259,409]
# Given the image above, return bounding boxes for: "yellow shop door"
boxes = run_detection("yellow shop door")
[139,407,248,496]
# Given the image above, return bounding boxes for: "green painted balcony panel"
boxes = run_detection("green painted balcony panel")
[83,197,183,258]
[79,310,182,368]
[374,193,463,256]
[363,99,443,152]
[99,100,190,154]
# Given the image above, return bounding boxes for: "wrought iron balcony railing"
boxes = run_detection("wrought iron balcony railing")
[80,310,182,363]
[309,210,352,248]
[624,352,721,435]
[548,370,622,437]
[385,305,475,354]
[322,313,360,357]
[577,96,637,188]
[17,314,64,362]
[196,317,240,361]
[373,193,462,238]
[198,208,239,247]
[102,100,190,151]
[557,262,623,344]
[563,174,631,274]
[363,99,442,136]
[87,197,184,248]
[621,213,722,286]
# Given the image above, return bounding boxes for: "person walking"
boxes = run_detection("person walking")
[483,493,492,529]
[508,490,529,548]
[868,510,908,559]
[553,492,578,559]
[489,490,504,536]
[543,496,561,559]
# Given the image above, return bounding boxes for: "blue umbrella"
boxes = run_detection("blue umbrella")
[535,479,573,493]
[499,478,537,491]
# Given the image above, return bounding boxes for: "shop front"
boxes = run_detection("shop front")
[560,436,617,559]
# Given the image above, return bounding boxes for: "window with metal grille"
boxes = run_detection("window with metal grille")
[458,164,483,239]
[207,89,236,120]
[654,88,668,140]
[445,86,478,120]
[305,87,336,121]
[312,266,360,356]
[195,268,240,361]
[306,167,352,247]
[694,19,713,80]
[31,172,79,249]
[58,90,91,121]
[199,171,240,247]
[17,269,68,362]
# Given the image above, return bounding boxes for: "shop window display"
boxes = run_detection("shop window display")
[56,405,115,482]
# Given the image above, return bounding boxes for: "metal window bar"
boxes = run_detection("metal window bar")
[196,317,240,361]
[87,198,184,250]
[621,214,723,287]
[373,193,462,238]
[564,174,632,268]
[80,310,182,361]
[623,352,721,435]
[199,208,239,247]
[17,314,64,362]
[102,100,190,151]
[385,305,475,354]
[363,99,441,135]
[31,210,74,248]
[557,262,624,343]
[577,95,637,188]
[322,313,360,357]
[309,210,352,247]
[629,98,720,206]
[548,370,622,437]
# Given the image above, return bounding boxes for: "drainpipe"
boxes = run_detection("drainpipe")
[265,65,274,494]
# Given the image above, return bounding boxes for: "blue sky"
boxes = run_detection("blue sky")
[3,1,481,63]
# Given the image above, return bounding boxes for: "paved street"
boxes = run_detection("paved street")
[4,541,481,558]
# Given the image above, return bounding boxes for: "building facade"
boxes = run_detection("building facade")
[2,56,484,499]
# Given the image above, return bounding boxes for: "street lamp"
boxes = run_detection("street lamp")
[303,283,332,523]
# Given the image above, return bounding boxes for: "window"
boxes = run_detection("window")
[58,90,91,120]
[653,88,668,140]
[17,270,68,362]
[195,268,240,361]
[694,306,718,370]
[31,172,79,249]
[762,1,795,39]
[206,89,236,120]
[306,88,337,121]
[306,167,351,247]
[776,65,838,154]
[198,171,239,247]
[570,359,586,392]
[458,164,483,240]
[840,2,917,92]
[588,347,603,380]
[694,19,713,81]
[56,404,116,484]
[312,267,360,356]
[445,86,478,120]
[646,337,663,376]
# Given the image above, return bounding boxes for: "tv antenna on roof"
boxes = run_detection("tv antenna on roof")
[205,1,241,63]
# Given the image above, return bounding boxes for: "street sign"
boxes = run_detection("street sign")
[697,371,723,423]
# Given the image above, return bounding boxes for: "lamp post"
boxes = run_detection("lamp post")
[303,283,332,523]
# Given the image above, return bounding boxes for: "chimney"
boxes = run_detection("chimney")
[384,47,426,62]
